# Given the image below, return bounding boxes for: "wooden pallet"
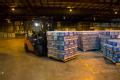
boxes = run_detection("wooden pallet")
[48,54,64,62]
[78,48,99,52]
[115,63,120,65]
[104,56,120,65]
[64,53,79,62]
[105,57,115,63]
[48,53,79,62]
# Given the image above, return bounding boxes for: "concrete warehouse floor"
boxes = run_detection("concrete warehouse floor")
[0,39,120,80]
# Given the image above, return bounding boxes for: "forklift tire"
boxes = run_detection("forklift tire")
[24,44,29,52]
[34,45,43,56]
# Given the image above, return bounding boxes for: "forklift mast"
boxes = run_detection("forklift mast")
[32,17,53,33]
[27,17,54,56]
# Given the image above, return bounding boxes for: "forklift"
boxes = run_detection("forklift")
[24,17,53,56]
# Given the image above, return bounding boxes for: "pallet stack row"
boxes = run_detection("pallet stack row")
[99,31,120,52]
[47,31,78,61]
[99,31,111,52]
[78,31,100,51]
[103,39,120,63]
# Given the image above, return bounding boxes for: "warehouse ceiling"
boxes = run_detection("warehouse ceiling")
[0,0,120,21]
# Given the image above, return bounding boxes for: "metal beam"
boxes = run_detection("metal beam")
[25,0,33,13]
[39,0,43,6]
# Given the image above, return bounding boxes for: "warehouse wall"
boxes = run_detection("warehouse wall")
[1,21,120,33]
[57,22,120,31]
[93,23,120,30]
[0,21,33,38]
[14,21,33,34]
[77,22,90,31]
[0,22,14,32]
[56,22,91,31]
[56,21,77,31]
[0,21,33,33]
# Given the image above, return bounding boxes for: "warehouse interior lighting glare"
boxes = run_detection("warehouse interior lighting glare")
[11,7,15,11]
[69,9,72,12]
[115,11,118,14]
[67,6,71,8]
[34,23,39,27]
[67,6,74,9]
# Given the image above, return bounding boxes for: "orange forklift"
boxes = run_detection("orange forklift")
[24,17,53,56]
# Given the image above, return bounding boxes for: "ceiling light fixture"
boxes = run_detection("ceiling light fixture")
[67,6,71,9]
[67,6,74,9]
[34,23,39,27]
[115,11,118,14]
[11,7,15,11]
[113,8,119,15]
[69,9,72,12]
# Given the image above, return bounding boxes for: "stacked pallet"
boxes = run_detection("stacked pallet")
[0,32,15,39]
[99,31,120,52]
[78,31,100,51]
[103,39,120,63]
[47,31,78,61]
[99,31,111,52]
